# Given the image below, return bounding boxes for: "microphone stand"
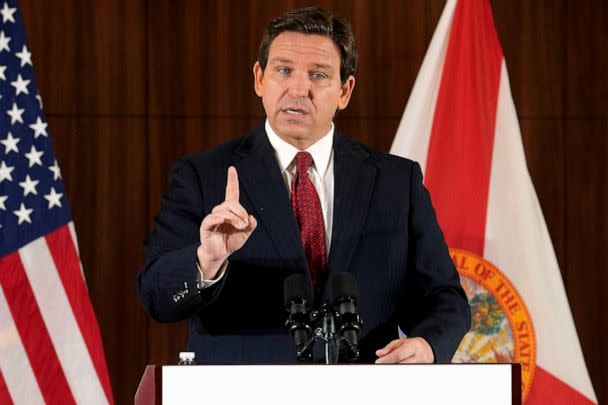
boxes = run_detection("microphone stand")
[296,303,340,364]
[314,303,340,364]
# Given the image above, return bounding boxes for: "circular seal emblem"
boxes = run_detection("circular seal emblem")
[450,248,536,401]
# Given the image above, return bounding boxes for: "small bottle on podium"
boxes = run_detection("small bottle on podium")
[178,352,195,365]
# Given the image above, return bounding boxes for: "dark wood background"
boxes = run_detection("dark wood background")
[18,1,607,403]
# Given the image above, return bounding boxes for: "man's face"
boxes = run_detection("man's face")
[253,32,355,148]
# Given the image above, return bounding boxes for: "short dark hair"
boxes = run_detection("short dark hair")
[258,6,358,83]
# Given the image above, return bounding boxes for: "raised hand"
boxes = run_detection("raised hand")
[196,166,257,279]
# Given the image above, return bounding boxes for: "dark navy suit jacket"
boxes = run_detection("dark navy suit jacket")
[137,125,470,364]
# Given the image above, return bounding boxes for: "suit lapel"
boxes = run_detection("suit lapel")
[233,126,306,271]
[328,132,377,276]
[232,127,377,279]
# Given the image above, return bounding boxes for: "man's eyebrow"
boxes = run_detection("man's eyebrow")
[311,63,334,71]
[269,57,294,65]
[267,58,335,71]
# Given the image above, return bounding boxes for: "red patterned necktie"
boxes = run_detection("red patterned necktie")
[291,151,327,295]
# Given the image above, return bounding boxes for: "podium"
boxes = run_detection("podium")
[135,363,521,404]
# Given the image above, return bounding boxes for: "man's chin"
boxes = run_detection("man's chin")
[271,122,313,142]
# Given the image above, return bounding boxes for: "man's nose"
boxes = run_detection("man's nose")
[287,73,310,98]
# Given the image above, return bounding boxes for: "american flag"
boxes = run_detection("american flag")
[0,1,113,404]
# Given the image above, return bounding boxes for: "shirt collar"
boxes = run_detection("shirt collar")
[265,119,334,177]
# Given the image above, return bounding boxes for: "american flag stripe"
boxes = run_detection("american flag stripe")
[0,252,76,404]
[45,225,113,403]
[0,287,43,405]
[0,369,14,405]
[19,235,108,405]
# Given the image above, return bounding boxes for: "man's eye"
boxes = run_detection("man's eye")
[310,72,327,80]
[277,67,290,74]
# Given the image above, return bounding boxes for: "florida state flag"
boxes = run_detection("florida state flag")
[390,0,597,403]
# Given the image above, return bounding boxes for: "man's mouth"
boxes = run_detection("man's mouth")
[282,108,307,115]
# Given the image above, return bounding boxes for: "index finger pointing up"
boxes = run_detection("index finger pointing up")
[225,166,239,201]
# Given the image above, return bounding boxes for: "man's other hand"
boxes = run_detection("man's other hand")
[197,166,257,279]
[375,337,435,364]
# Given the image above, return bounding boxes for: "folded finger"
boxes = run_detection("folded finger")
[244,215,257,234]
[214,200,249,222]
[201,212,244,232]
[210,209,249,229]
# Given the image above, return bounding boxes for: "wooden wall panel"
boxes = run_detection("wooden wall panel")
[565,121,608,395]
[325,0,428,118]
[48,117,149,403]
[333,117,400,153]
[16,1,608,404]
[147,1,265,117]
[492,0,567,118]
[566,1,608,118]
[147,0,432,119]
[20,0,147,115]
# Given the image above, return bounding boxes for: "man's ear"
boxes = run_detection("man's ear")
[253,61,264,97]
[337,75,356,111]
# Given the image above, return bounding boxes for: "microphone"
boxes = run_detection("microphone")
[331,272,362,362]
[283,274,313,360]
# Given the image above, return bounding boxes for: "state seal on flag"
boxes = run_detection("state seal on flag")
[450,248,536,400]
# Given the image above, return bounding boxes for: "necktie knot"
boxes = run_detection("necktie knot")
[295,151,314,174]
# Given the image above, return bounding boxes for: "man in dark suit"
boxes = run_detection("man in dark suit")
[137,6,470,365]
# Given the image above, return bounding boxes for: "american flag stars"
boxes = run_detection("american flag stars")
[14,44,31,67]
[30,116,47,137]
[0,160,13,182]
[6,101,23,123]
[0,131,18,152]
[0,30,10,52]
[0,1,64,231]
[18,174,38,196]
[10,72,29,94]
[44,187,62,209]
[48,159,61,180]
[12,201,31,224]
[24,144,43,167]
[0,2,15,24]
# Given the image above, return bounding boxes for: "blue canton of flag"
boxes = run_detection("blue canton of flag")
[0,0,70,255]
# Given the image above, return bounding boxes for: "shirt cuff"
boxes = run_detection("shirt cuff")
[196,260,228,290]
